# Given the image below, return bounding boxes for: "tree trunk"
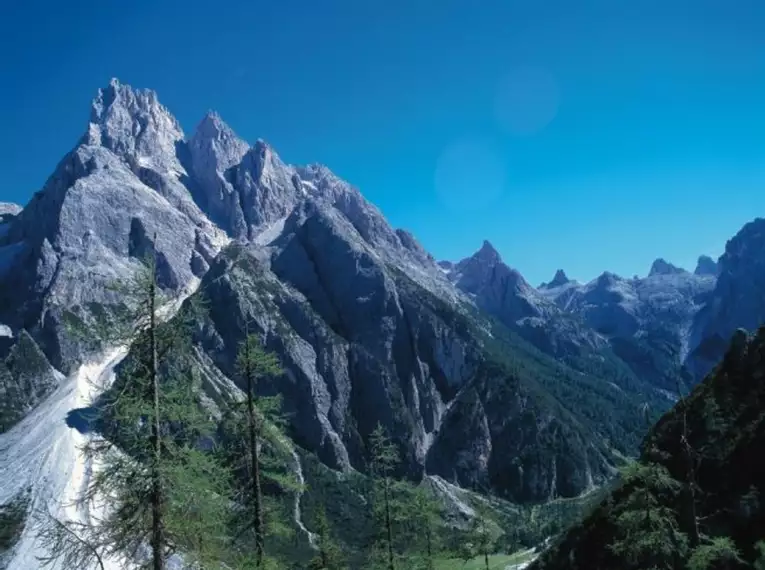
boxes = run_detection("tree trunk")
[246,336,265,567]
[425,524,433,570]
[679,395,700,548]
[149,252,165,570]
[321,539,329,569]
[384,477,394,570]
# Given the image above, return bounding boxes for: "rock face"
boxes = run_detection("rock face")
[444,244,714,393]
[0,203,20,243]
[447,241,557,324]
[187,227,619,501]
[687,218,765,381]
[0,331,61,433]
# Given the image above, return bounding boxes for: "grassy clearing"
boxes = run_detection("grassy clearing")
[435,548,536,570]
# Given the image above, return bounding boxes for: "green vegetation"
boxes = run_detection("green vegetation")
[435,549,536,570]
[0,330,57,433]
[532,326,765,570]
[0,491,30,556]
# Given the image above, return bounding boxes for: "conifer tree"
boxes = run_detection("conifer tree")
[405,485,442,570]
[220,330,302,567]
[308,503,345,570]
[235,332,282,566]
[37,243,233,570]
[367,423,400,570]
[609,462,689,570]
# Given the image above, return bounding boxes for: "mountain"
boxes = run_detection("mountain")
[532,326,765,570]
[3,78,765,568]
[442,243,609,361]
[444,243,715,394]
[0,80,669,569]
[687,218,765,382]
[539,263,716,391]
[0,79,229,376]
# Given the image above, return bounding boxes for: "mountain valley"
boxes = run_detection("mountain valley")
[1,80,764,569]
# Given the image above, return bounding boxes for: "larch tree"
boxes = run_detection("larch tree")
[37,242,233,570]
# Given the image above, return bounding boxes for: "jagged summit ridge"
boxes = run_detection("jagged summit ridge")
[85,77,184,173]
[648,258,687,277]
[0,78,457,369]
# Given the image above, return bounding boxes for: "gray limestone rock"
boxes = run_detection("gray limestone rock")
[688,218,765,380]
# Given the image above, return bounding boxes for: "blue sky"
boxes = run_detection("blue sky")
[1,0,763,284]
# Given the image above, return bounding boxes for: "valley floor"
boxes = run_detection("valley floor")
[436,547,538,570]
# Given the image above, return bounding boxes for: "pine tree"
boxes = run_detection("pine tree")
[473,503,497,570]
[608,462,689,570]
[675,379,701,548]
[235,331,282,567]
[221,331,301,566]
[753,541,765,570]
[37,244,233,569]
[405,485,442,570]
[308,503,345,570]
[367,423,400,570]
[687,536,744,570]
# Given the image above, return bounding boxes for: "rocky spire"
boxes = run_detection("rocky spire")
[694,255,719,276]
[474,239,502,265]
[83,78,185,170]
[188,110,250,175]
[649,258,686,277]
[547,269,570,288]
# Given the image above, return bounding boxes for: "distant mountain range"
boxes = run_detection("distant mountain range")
[1,79,764,568]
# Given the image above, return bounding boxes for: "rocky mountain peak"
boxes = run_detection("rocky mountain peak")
[596,271,620,286]
[188,111,250,178]
[83,77,185,173]
[545,269,570,288]
[694,254,719,276]
[194,110,241,142]
[649,258,686,277]
[474,240,502,265]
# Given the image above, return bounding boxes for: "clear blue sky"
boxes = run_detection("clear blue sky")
[1,0,764,284]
